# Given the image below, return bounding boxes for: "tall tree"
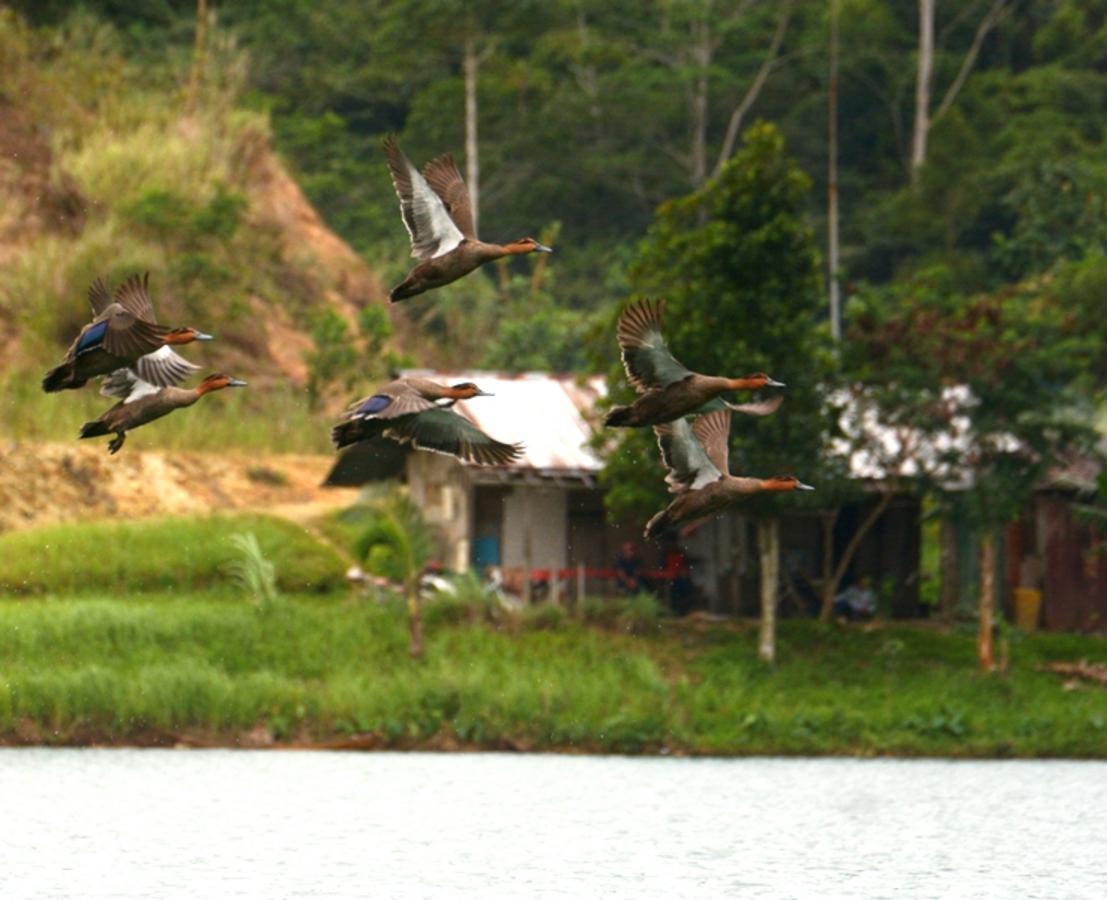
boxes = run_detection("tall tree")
[846,266,1102,670]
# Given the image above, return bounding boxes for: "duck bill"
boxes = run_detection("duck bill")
[767,378,786,388]
[474,389,494,397]
[194,332,215,341]
[796,482,816,491]
[534,243,553,253]
[228,378,248,388]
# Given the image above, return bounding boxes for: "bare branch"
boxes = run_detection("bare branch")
[932,0,1011,126]
[711,0,793,178]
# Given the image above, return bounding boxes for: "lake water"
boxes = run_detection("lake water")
[0,751,1104,899]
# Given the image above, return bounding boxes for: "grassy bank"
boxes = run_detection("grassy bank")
[0,591,1104,756]
[0,514,345,594]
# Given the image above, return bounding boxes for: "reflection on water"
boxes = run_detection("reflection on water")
[0,751,1105,899]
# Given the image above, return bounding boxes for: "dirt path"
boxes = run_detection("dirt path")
[0,441,358,533]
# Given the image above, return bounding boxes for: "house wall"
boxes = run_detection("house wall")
[502,486,568,573]
[1036,492,1107,631]
[406,453,472,571]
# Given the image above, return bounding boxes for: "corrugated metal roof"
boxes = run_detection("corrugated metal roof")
[402,369,607,476]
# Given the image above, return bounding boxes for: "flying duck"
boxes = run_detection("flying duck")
[42,273,211,392]
[384,136,551,302]
[79,370,246,454]
[331,376,522,465]
[644,409,813,539]
[605,298,784,427]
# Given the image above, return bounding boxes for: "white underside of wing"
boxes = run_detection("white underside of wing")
[134,345,201,387]
[99,367,160,404]
[402,160,465,259]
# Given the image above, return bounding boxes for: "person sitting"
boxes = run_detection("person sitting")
[833,577,877,621]
[614,541,648,595]
[662,539,694,616]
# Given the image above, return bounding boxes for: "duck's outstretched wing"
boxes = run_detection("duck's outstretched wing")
[99,303,168,360]
[87,277,112,316]
[99,367,160,404]
[112,272,157,321]
[692,410,732,476]
[383,136,465,260]
[134,344,201,387]
[617,298,692,392]
[697,394,784,417]
[383,408,523,466]
[422,153,476,239]
[654,416,723,494]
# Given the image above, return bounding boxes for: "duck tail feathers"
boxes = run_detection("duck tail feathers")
[644,508,671,541]
[42,363,77,393]
[79,420,110,439]
[603,405,635,428]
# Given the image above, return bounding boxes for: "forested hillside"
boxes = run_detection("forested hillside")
[15,2,1107,352]
[4,1,1107,440]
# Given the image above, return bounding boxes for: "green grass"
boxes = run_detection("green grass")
[0,588,1104,755]
[0,514,345,594]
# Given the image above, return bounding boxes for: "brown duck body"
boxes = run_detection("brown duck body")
[390,240,518,302]
[79,373,245,454]
[605,375,782,427]
[646,476,777,539]
[605,298,784,427]
[643,410,812,539]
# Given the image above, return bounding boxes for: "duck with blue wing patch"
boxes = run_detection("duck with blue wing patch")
[331,376,522,466]
[42,273,212,393]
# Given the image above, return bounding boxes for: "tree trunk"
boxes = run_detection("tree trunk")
[757,517,779,663]
[827,0,842,340]
[817,508,838,620]
[978,531,996,672]
[689,17,711,188]
[939,517,959,621]
[463,36,480,235]
[406,579,424,659]
[910,0,934,182]
[819,491,893,621]
[185,0,208,114]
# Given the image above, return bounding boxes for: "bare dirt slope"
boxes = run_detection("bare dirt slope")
[0,441,356,533]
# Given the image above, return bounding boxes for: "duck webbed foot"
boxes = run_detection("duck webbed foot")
[108,432,127,455]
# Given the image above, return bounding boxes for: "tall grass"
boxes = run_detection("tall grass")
[0,514,345,594]
[0,590,1103,755]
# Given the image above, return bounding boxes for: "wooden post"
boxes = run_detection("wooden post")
[757,517,779,663]
[577,563,585,605]
[978,531,996,672]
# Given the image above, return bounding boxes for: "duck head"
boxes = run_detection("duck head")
[763,475,815,492]
[504,237,553,255]
[729,372,785,390]
[196,373,248,394]
[163,326,214,345]
[447,382,493,399]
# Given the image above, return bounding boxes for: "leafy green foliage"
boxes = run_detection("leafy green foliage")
[846,265,1103,529]
[355,492,437,589]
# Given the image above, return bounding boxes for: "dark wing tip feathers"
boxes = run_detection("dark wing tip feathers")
[616,298,665,350]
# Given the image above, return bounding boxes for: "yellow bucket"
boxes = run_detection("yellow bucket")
[1014,587,1042,632]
